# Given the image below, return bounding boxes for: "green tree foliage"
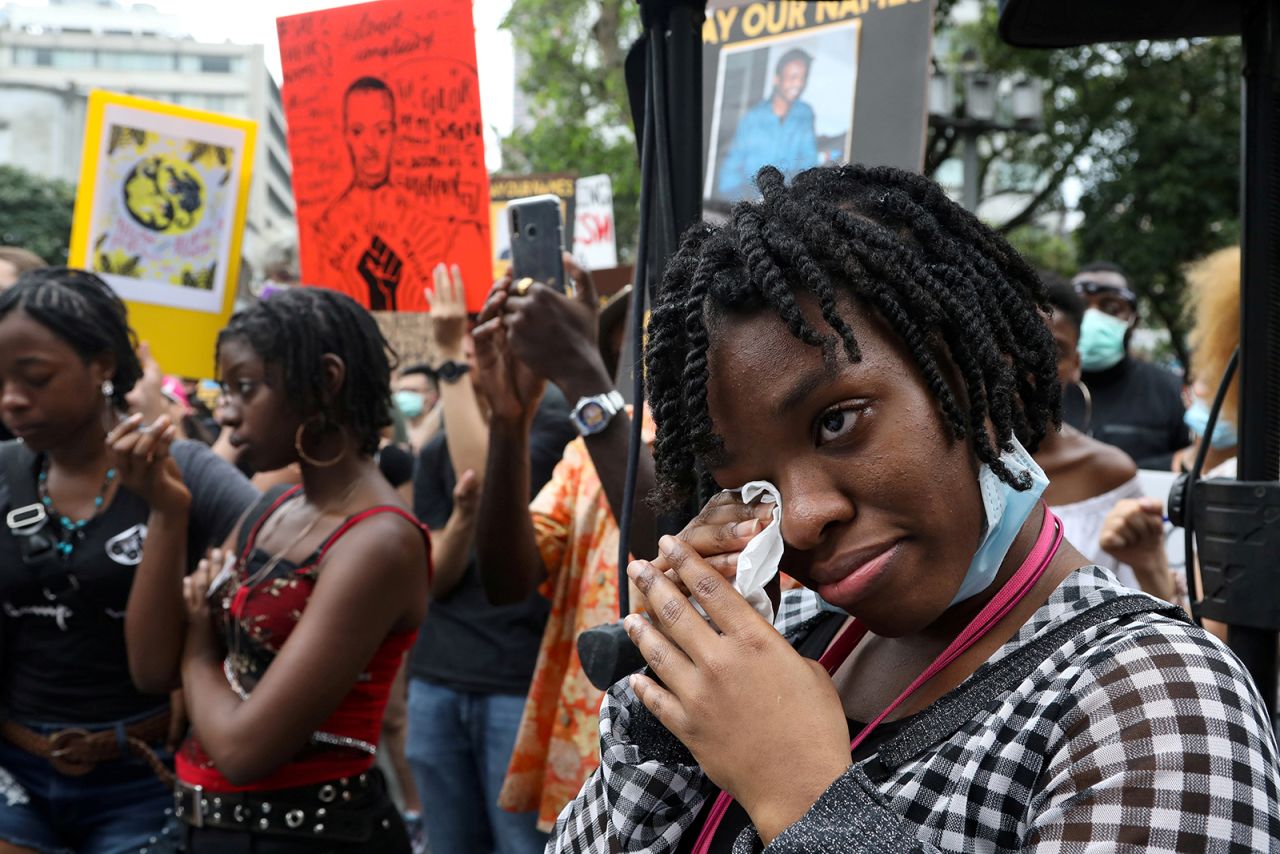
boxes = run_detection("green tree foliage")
[501,0,641,261]
[1073,39,1240,369]
[936,4,1240,365]
[0,165,75,265]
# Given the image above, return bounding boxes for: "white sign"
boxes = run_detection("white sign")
[572,174,618,271]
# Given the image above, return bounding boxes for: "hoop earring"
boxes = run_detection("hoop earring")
[294,416,347,468]
[1073,380,1093,436]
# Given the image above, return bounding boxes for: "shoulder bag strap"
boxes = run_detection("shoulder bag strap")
[864,594,1187,781]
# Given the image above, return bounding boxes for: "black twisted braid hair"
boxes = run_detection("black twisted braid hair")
[0,267,141,410]
[644,164,1060,510]
[217,288,396,456]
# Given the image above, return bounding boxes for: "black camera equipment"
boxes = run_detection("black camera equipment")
[1000,0,1280,721]
[576,0,708,691]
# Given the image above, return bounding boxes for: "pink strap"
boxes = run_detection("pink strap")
[691,506,1062,854]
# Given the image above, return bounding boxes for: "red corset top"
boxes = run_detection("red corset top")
[177,486,430,792]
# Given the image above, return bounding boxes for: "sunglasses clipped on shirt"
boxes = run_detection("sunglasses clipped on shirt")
[1074,279,1137,306]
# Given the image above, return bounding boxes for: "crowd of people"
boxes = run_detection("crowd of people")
[0,161,1277,854]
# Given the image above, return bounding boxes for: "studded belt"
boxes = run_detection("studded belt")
[173,772,393,843]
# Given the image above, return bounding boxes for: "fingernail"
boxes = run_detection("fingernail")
[628,674,639,691]
[623,615,640,633]
[659,535,678,557]
[735,519,760,537]
[626,560,647,579]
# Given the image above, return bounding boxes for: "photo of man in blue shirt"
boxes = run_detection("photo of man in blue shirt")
[716,48,819,199]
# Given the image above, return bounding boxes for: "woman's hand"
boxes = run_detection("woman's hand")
[182,548,224,659]
[624,535,851,844]
[1099,497,1174,601]
[109,413,189,509]
[425,263,469,361]
[633,490,774,610]
[472,279,545,424]
[451,468,480,521]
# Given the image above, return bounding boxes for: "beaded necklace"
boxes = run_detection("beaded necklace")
[37,457,117,559]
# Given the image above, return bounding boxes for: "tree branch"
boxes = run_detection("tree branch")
[995,130,1091,234]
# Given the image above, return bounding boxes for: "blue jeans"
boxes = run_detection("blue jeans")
[406,679,547,854]
[0,713,174,854]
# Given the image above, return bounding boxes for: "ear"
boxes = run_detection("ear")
[319,353,347,404]
[89,351,117,391]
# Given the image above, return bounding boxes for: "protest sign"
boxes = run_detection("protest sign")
[489,172,577,279]
[572,174,618,271]
[278,0,491,312]
[702,0,931,208]
[372,311,435,368]
[68,90,255,379]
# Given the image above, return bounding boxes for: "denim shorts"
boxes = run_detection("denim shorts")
[0,712,174,854]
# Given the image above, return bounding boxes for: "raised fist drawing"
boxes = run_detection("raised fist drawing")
[358,235,403,311]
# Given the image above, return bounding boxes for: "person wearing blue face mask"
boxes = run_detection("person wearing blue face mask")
[548,167,1280,854]
[1068,262,1189,470]
[393,363,441,453]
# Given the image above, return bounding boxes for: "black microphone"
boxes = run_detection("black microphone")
[577,622,647,691]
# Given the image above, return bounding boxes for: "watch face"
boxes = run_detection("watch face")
[437,361,468,382]
[579,402,607,429]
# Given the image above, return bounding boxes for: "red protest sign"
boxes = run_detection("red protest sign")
[278,0,491,312]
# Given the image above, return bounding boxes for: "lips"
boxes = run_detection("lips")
[6,422,44,440]
[812,541,902,606]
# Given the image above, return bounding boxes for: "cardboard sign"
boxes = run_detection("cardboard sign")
[278,0,491,312]
[68,91,255,379]
[702,0,931,208]
[372,310,435,369]
[489,173,577,279]
[572,174,618,271]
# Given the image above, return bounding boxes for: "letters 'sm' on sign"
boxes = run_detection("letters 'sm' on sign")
[572,174,618,272]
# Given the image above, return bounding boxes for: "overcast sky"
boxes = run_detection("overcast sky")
[9,0,517,137]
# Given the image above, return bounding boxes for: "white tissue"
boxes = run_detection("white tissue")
[733,481,784,623]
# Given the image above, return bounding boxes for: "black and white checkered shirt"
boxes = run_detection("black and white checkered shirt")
[549,567,1280,853]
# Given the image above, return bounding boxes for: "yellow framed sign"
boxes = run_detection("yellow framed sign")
[69,91,257,379]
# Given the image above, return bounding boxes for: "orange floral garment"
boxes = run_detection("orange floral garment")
[498,412,655,832]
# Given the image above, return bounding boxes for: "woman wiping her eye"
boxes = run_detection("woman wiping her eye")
[549,165,1280,853]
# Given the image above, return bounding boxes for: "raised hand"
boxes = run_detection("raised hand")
[501,253,611,397]
[424,263,469,360]
[108,413,187,508]
[473,278,546,424]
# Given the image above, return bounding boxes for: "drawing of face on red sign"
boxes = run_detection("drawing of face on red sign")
[344,79,396,189]
[278,0,493,312]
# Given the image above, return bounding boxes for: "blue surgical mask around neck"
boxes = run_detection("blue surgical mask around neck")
[394,390,426,420]
[949,436,1049,606]
[1078,308,1130,372]
[1184,398,1238,450]
[817,438,1049,617]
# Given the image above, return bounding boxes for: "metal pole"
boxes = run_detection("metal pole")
[962,128,980,212]
[1231,0,1280,720]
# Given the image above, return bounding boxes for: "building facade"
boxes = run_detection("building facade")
[0,0,294,272]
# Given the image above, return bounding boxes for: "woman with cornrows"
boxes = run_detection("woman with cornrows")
[548,166,1280,852]
[121,287,430,852]
[0,268,256,854]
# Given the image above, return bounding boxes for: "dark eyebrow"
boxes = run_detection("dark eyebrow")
[775,360,841,418]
